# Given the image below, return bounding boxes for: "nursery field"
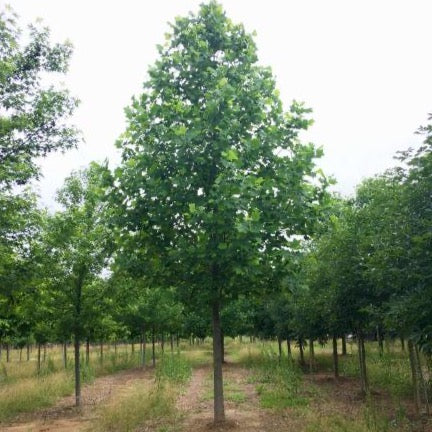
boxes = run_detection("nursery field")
[0,339,430,432]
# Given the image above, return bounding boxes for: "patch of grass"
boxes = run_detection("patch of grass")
[239,345,307,410]
[156,354,192,384]
[89,382,178,432]
[339,348,412,398]
[0,371,73,422]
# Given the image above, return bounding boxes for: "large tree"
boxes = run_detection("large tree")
[42,163,112,406]
[114,2,326,422]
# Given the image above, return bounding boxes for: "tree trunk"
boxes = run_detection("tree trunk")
[299,340,305,366]
[161,333,165,353]
[278,336,282,361]
[74,335,81,407]
[170,334,174,352]
[377,326,384,357]
[309,339,315,373]
[212,300,225,423]
[132,341,135,354]
[332,334,339,378]
[414,343,430,415]
[357,331,368,394]
[43,344,46,362]
[286,339,292,357]
[63,343,68,368]
[221,330,225,364]
[142,331,147,366]
[86,339,90,364]
[152,326,156,367]
[342,335,347,355]
[6,343,10,362]
[37,344,41,373]
[176,334,180,348]
[400,336,405,352]
[408,339,421,415]
[100,342,104,363]
[27,344,30,361]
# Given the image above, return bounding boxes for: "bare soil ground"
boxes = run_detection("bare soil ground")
[1,367,154,432]
[177,361,290,432]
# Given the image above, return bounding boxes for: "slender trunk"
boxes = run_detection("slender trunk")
[6,344,10,362]
[27,344,30,361]
[152,326,156,367]
[408,340,421,415]
[176,334,180,348]
[400,336,405,352]
[74,335,81,407]
[170,334,174,352]
[37,344,41,373]
[143,331,147,365]
[361,335,368,392]
[100,342,103,363]
[212,299,225,423]
[332,334,339,378]
[19,347,22,361]
[299,340,305,366]
[221,331,225,364]
[277,336,282,361]
[63,343,68,368]
[286,339,292,357]
[414,343,430,415]
[342,335,347,356]
[357,331,368,394]
[161,333,165,353]
[309,339,315,373]
[86,339,90,364]
[131,341,135,354]
[43,344,46,362]
[377,326,384,357]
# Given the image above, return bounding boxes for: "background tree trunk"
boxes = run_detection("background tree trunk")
[299,340,305,366]
[212,299,225,423]
[152,327,156,367]
[408,339,421,415]
[74,336,81,407]
[332,334,339,378]
[342,335,347,355]
[286,339,292,357]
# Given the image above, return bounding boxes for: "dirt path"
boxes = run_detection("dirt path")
[177,361,280,432]
[1,367,154,432]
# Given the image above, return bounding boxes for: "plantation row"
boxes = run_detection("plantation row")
[1,1,431,425]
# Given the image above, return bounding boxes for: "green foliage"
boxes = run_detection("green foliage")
[0,6,78,187]
[156,353,192,385]
[244,346,307,409]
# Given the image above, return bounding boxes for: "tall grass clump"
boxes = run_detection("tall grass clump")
[241,345,307,409]
[90,354,191,432]
[89,382,177,432]
[156,353,192,385]
[0,371,73,421]
[339,344,412,398]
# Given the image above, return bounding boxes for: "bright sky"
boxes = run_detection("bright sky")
[8,0,432,206]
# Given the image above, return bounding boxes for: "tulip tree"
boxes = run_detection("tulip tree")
[114,2,326,422]
[42,163,112,406]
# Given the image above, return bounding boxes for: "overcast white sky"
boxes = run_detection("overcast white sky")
[8,0,432,206]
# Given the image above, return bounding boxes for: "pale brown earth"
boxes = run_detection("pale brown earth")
[1,367,153,432]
